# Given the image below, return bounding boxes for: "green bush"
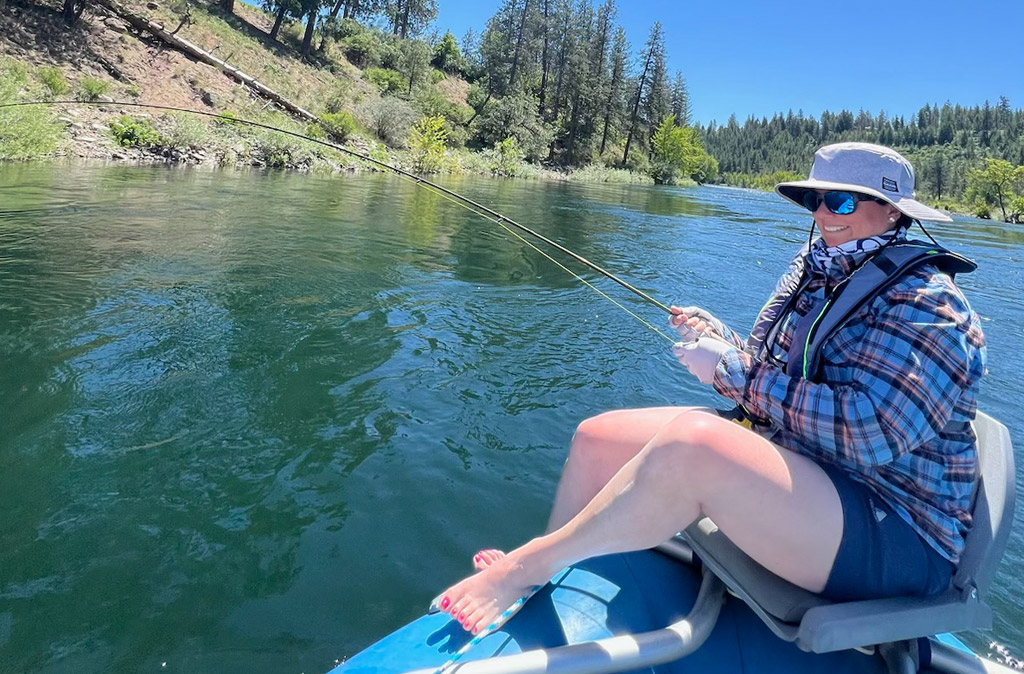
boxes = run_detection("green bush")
[161,112,209,151]
[80,76,111,101]
[1009,196,1024,220]
[323,82,350,114]
[109,114,162,148]
[38,67,69,96]
[356,97,417,147]
[341,32,382,68]
[408,115,448,173]
[973,202,991,219]
[251,131,317,169]
[430,69,446,84]
[214,110,241,127]
[318,111,356,142]
[365,67,406,96]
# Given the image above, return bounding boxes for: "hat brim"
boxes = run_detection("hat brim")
[775,179,953,223]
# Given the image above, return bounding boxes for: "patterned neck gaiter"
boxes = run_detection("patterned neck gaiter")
[808,227,908,282]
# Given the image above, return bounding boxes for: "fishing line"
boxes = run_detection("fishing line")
[0,99,676,342]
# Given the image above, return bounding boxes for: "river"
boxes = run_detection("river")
[1,162,1022,674]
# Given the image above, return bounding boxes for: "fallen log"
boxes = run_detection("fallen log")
[92,0,317,122]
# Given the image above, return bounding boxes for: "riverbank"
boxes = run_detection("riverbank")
[0,0,662,185]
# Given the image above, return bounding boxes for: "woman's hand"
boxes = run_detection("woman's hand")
[672,337,736,385]
[669,306,727,343]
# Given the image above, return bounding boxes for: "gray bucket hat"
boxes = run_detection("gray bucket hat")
[775,142,953,223]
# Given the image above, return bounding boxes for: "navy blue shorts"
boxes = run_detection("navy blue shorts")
[820,463,954,602]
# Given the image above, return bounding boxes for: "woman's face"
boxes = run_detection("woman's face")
[811,192,902,246]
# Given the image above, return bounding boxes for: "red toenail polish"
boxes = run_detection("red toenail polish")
[459,611,465,620]
[441,597,450,609]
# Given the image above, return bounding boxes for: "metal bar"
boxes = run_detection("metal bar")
[399,567,725,674]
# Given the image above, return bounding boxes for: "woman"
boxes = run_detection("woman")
[436,142,987,636]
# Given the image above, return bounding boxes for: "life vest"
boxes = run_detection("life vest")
[758,240,977,383]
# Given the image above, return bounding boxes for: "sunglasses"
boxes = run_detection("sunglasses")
[801,190,886,215]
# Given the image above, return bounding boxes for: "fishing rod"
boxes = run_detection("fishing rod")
[1,100,675,330]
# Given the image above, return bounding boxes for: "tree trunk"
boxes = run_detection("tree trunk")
[537,0,549,117]
[328,0,344,21]
[269,4,287,41]
[400,1,409,38]
[391,0,401,35]
[507,0,530,91]
[565,92,581,166]
[219,0,234,13]
[623,47,653,165]
[63,0,84,24]
[301,10,316,57]
[550,33,568,122]
[464,91,492,127]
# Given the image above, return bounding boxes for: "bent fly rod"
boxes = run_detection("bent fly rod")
[0,100,675,339]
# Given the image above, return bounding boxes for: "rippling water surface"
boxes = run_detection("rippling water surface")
[1,163,1022,674]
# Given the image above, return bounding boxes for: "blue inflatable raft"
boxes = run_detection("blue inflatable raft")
[330,412,1016,674]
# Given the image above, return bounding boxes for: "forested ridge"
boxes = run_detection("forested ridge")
[701,100,1024,218]
[4,0,1024,218]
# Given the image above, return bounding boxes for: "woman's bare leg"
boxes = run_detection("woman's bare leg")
[547,406,707,532]
[440,409,843,634]
[472,407,698,571]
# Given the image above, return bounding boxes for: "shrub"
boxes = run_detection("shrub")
[80,76,111,101]
[214,110,241,127]
[408,115,448,173]
[1008,196,1024,222]
[323,83,351,114]
[493,137,524,176]
[414,88,469,124]
[364,68,406,96]
[38,67,69,96]
[973,202,991,219]
[356,97,417,147]
[318,111,356,142]
[341,32,382,69]
[109,115,162,148]
[161,113,209,151]
[251,131,316,168]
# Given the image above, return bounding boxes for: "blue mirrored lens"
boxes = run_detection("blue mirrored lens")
[801,191,822,212]
[824,191,857,214]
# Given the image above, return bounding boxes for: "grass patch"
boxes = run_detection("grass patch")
[38,67,69,97]
[80,76,111,101]
[0,58,64,159]
[565,165,652,184]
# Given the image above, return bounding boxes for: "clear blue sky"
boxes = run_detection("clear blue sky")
[431,0,1024,126]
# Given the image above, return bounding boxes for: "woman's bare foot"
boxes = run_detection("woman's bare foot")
[437,552,546,634]
[472,549,506,571]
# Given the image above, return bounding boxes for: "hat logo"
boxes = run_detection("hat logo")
[881,177,898,192]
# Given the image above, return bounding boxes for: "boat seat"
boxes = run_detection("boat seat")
[682,411,1016,654]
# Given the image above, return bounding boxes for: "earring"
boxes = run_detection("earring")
[888,216,897,223]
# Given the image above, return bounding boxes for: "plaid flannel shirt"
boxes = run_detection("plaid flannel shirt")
[712,246,986,563]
